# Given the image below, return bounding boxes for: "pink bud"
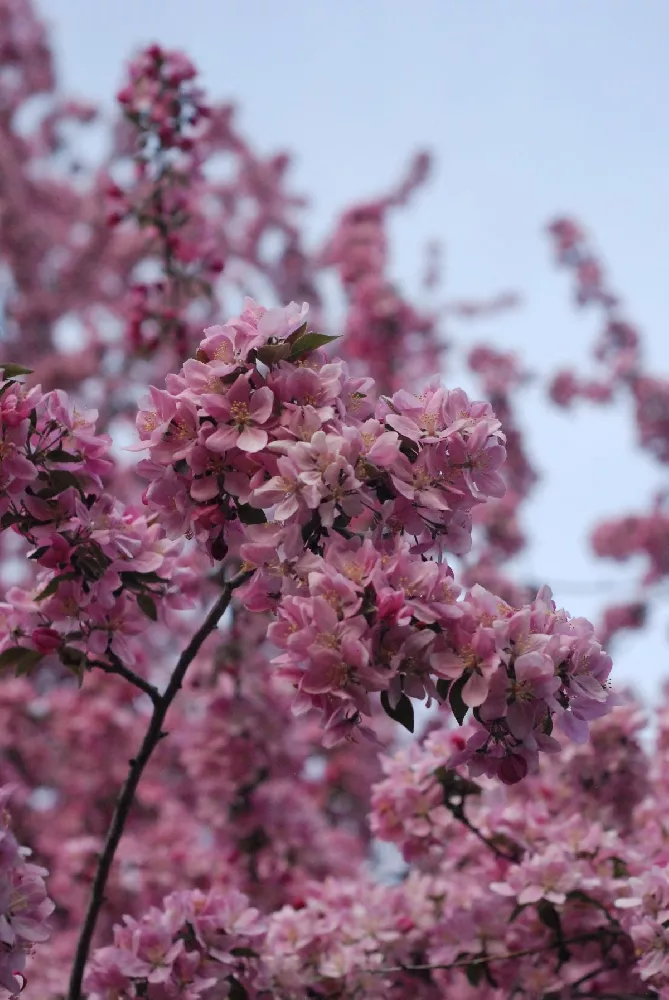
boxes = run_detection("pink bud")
[498,754,528,785]
[31,628,62,654]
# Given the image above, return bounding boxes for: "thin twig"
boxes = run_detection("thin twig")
[88,655,161,706]
[451,805,521,863]
[67,571,251,1000]
[373,930,618,975]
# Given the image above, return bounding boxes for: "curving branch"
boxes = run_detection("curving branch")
[88,654,161,706]
[67,570,252,1000]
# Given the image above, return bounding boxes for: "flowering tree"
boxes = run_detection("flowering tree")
[0,1,668,998]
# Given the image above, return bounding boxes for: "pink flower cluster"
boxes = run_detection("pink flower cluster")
[616,867,669,988]
[0,370,195,675]
[85,887,265,999]
[133,299,614,769]
[547,216,669,649]
[547,218,641,400]
[80,698,669,1000]
[2,12,660,996]
[324,194,441,395]
[111,45,225,359]
[0,785,53,998]
[591,494,669,585]
[367,704,663,997]
[464,344,538,608]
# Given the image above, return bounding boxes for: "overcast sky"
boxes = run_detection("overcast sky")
[41,0,669,703]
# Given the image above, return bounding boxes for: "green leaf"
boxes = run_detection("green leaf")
[1,363,33,378]
[380,690,414,733]
[120,571,166,587]
[301,511,321,544]
[229,947,259,959]
[435,678,451,701]
[45,470,82,495]
[15,649,45,676]
[48,448,81,463]
[236,503,267,525]
[0,511,22,530]
[35,572,77,602]
[612,856,628,878]
[255,343,292,366]
[288,332,340,359]
[465,962,485,987]
[28,546,50,561]
[537,899,562,934]
[0,647,34,669]
[285,321,308,345]
[59,646,85,668]
[0,647,44,673]
[227,977,248,1000]
[508,901,530,923]
[58,647,86,686]
[449,673,469,726]
[136,593,158,621]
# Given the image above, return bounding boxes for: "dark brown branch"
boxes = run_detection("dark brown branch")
[451,805,521,863]
[89,655,161,706]
[373,930,621,976]
[67,571,251,1000]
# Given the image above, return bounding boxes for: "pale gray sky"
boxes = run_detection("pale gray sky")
[41,0,669,702]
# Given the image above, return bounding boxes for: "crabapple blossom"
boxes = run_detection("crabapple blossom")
[0,785,53,997]
[0,5,667,999]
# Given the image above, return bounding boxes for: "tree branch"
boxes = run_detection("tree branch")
[373,930,622,976]
[67,571,251,1000]
[89,654,161,706]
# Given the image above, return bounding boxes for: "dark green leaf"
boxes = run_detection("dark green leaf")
[612,857,628,878]
[15,649,46,676]
[45,470,82,495]
[0,511,22,530]
[436,678,451,701]
[0,647,44,673]
[28,546,50,561]
[136,593,158,621]
[227,976,248,1000]
[48,448,81,463]
[256,343,291,366]
[332,513,351,532]
[59,646,84,668]
[0,647,35,669]
[465,962,485,987]
[288,332,340,359]
[35,572,77,602]
[449,673,469,725]
[120,571,166,587]
[1,363,33,378]
[380,690,414,733]
[509,901,529,922]
[229,947,259,959]
[59,647,85,686]
[537,899,562,934]
[301,511,321,544]
[221,368,243,384]
[285,321,308,345]
[236,503,267,525]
